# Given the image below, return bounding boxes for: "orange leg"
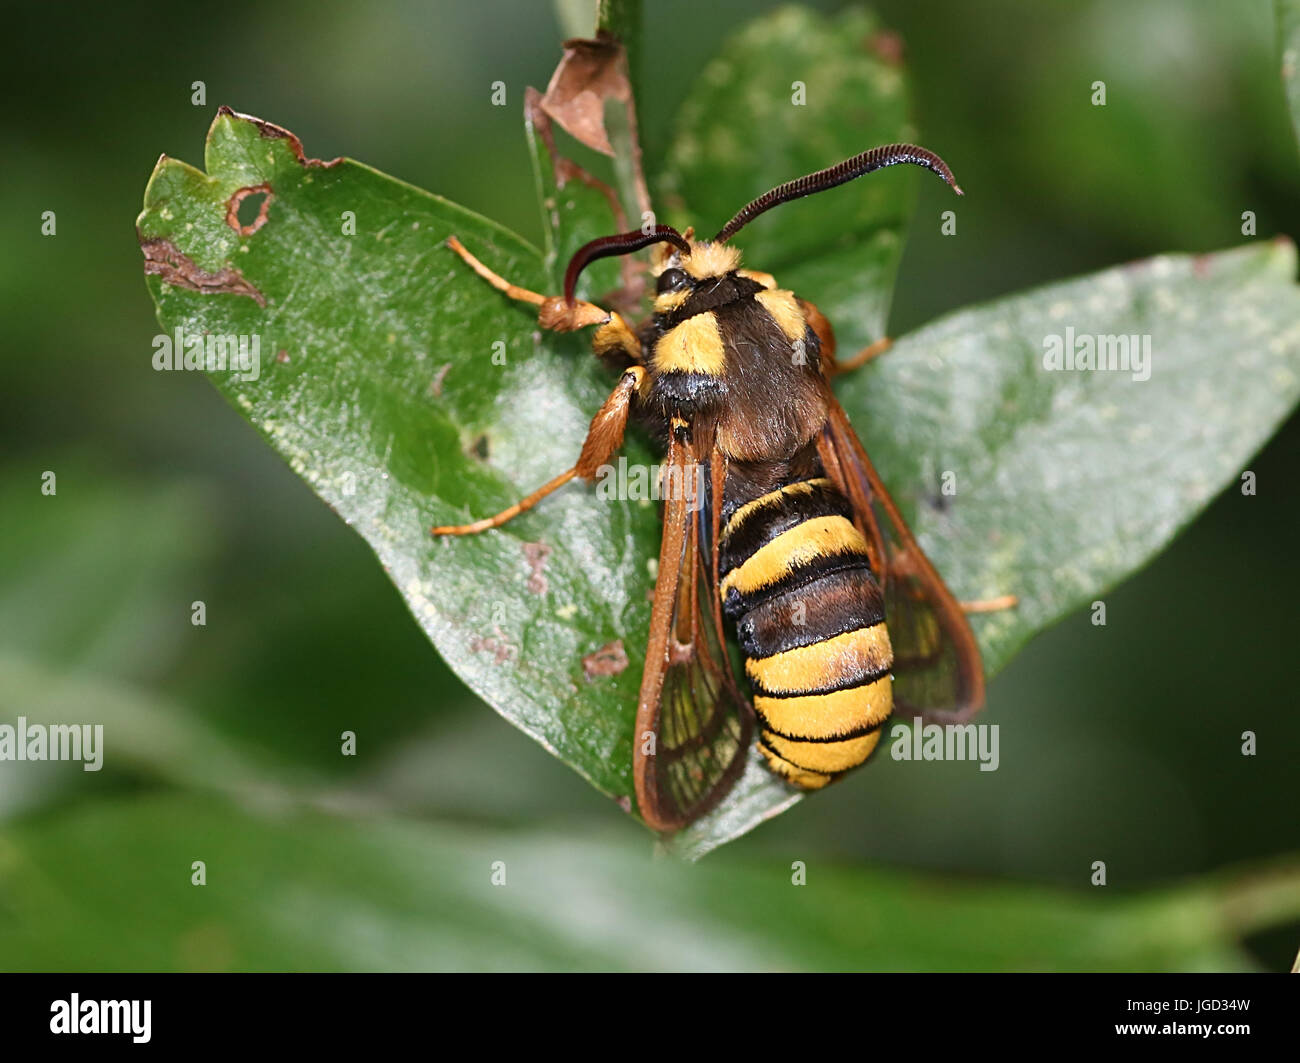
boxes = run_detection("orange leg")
[431,366,644,536]
[447,236,548,307]
[430,467,579,536]
[830,336,893,375]
[446,236,610,332]
[798,298,892,377]
[960,594,1019,614]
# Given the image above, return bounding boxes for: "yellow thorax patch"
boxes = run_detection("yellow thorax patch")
[754,289,806,343]
[652,312,727,376]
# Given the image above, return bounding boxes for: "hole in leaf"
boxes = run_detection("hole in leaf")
[236,193,267,229]
[226,183,274,236]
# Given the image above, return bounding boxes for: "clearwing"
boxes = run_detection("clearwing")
[633,420,754,831]
[818,388,985,725]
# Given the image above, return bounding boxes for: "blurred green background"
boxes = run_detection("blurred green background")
[1,0,1297,970]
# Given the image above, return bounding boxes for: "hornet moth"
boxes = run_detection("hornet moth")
[433,143,1015,831]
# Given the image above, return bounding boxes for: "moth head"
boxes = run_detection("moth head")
[656,239,742,286]
[560,144,960,314]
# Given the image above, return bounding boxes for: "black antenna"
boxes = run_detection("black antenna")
[564,226,691,304]
[713,143,962,245]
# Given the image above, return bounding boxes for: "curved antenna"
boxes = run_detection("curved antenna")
[713,143,963,244]
[563,225,691,304]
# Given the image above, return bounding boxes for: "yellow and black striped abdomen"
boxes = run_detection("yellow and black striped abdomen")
[719,478,894,789]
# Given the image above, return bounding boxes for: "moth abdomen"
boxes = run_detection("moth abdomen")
[719,472,894,789]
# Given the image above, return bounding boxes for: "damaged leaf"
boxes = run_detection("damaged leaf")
[139,107,662,828]
[538,31,631,158]
[140,237,265,307]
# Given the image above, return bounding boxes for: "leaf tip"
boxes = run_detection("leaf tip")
[206,107,344,171]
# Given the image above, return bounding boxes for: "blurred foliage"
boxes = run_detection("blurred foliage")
[1280,0,1300,147]
[2,0,1299,970]
[3,794,1297,971]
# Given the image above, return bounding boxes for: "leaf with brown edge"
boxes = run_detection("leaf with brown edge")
[138,106,665,836]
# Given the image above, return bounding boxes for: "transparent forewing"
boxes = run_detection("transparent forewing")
[876,549,968,718]
[819,392,984,722]
[633,430,752,830]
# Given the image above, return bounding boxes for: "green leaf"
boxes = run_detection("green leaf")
[834,241,1300,679]
[657,6,920,353]
[139,109,659,821]
[1280,0,1300,150]
[4,794,1297,970]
